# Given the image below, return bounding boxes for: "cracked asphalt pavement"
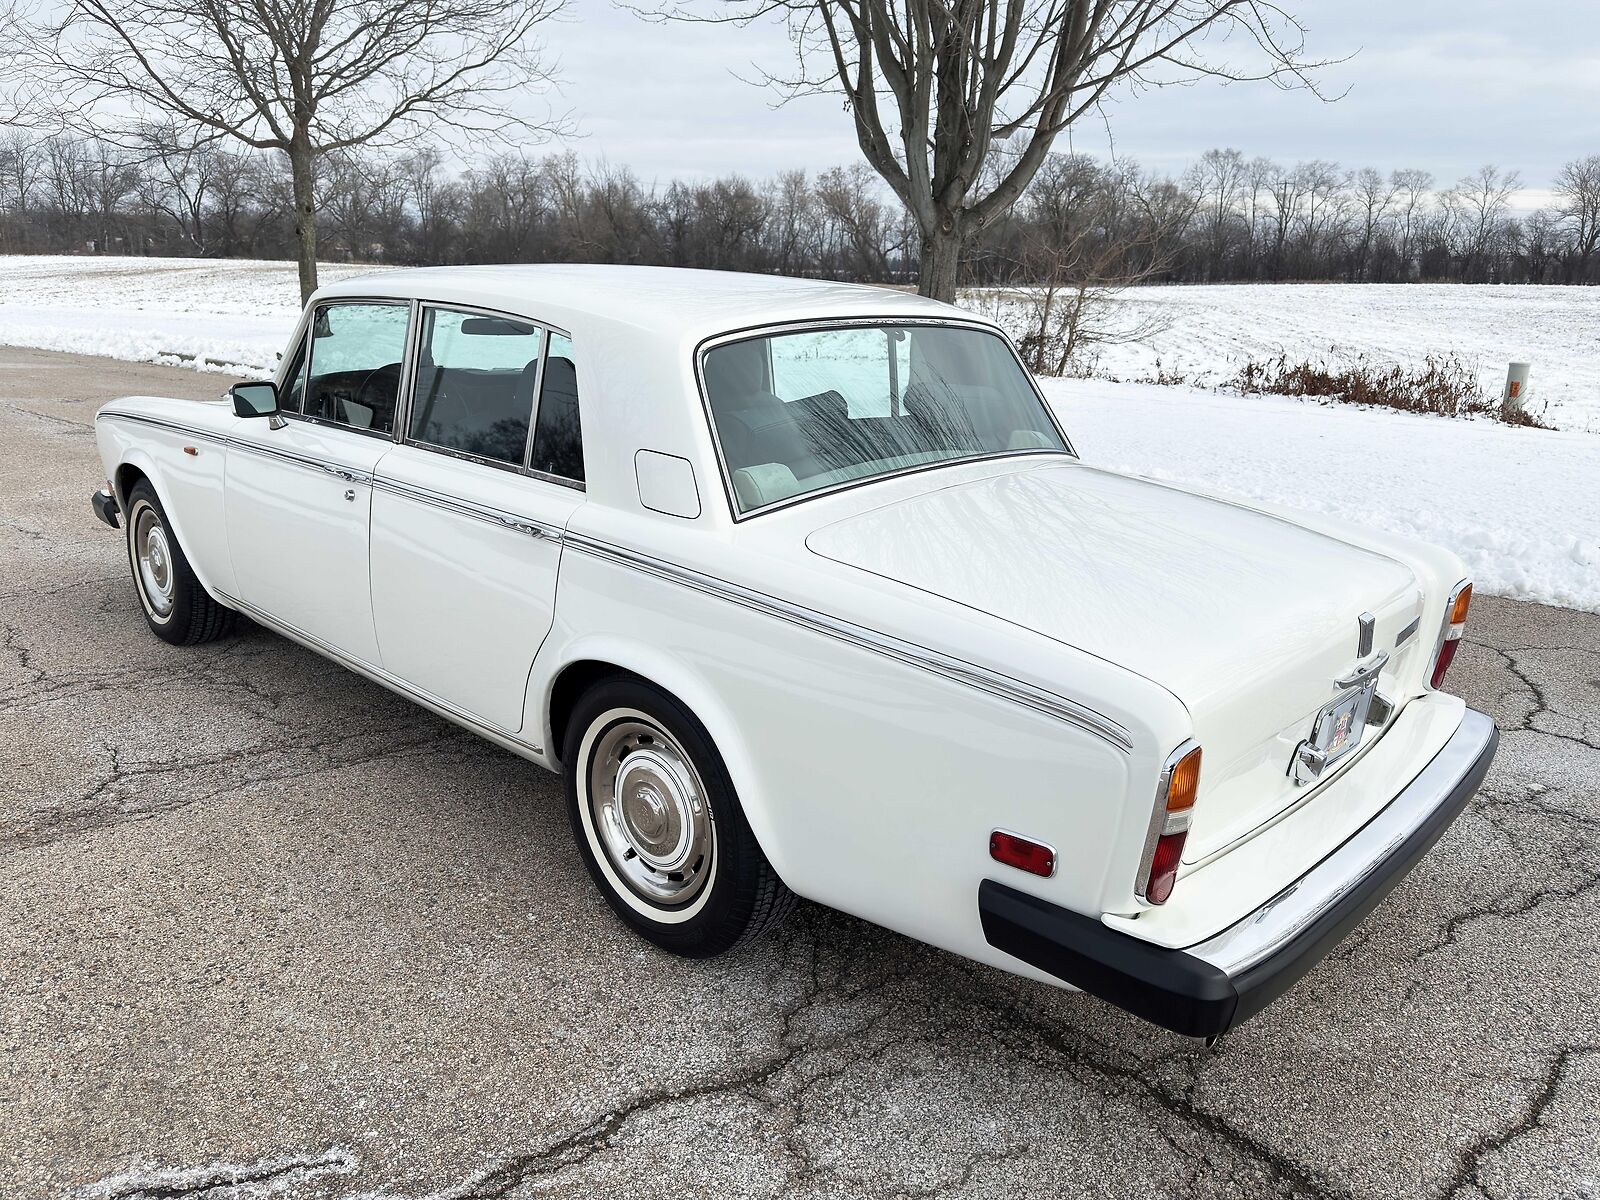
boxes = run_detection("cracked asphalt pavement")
[2,346,1596,1199]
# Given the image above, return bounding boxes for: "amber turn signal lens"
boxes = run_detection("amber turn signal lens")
[1166,746,1202,813]
[1449,582,1473,626]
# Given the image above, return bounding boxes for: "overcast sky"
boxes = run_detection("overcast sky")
[533,0,1599,204]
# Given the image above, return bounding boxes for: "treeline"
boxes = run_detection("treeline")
[4,128,1599,286]
[0,131,917,281]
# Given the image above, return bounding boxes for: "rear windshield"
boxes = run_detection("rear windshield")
[701,323,1068,514]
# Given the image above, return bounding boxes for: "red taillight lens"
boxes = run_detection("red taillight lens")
[1145,832,1186,905]
[1140,744,1201,906]
[1430,581,1472,689]
[989,830,1055,877]
[1430,637,1461,689]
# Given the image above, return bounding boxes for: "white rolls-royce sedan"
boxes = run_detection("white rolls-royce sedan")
[90,265,1496,1040]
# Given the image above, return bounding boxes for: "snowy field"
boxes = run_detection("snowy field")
[0,256,373,373]
[1,255,1596,611]
[977,282,1600,434]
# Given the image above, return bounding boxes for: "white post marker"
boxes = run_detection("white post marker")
[1502,362,1531,419]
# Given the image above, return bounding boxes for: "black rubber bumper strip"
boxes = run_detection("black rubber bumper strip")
[978,721,1498,1038]
[91,489,120,529]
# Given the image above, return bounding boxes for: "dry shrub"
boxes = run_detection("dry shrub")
[1231,352,1553,427]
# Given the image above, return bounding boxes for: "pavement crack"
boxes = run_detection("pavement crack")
[1472,641,1600,750]
[69,1145,357,1200]
[1439,1044,1599,1198]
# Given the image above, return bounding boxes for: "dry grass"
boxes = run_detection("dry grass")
[1230,352,1554,428]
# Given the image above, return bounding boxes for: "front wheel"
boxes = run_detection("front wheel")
[124,480,235,646]
[564,676,796,957]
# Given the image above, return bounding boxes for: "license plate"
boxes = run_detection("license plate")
[1309,678,1378,765]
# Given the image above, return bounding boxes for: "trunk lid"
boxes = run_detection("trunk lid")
[804,461,1423,859]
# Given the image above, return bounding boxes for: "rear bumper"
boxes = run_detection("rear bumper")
[978,707,1499,1038]
[91,487,120,529]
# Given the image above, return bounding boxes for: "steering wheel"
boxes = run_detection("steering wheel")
[350,362,402,426]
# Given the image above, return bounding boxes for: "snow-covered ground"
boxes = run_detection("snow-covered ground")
[0,256,377,373]
[1042,379,1599,613]
[2,255,1596,611]
[978,282,1600,434]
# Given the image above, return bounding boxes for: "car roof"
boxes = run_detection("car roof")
[313,263,970,344]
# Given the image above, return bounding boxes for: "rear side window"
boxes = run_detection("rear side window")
[530,332,584,484]
[303,302,409,435]
[410,308,544,466]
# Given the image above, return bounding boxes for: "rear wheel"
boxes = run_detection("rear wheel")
[124,481,235,646]
[564,675,796,957]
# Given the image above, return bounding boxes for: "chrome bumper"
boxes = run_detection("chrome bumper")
[979,708,1499,1037]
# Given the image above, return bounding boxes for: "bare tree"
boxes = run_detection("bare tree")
[1189,147,1246,280]
[16,0,566,300]
[977,153,1190,375]
[656,0,1325,300]
[1347,166,1394,281]
[1444,164,1521,281]
[135,120,224,254]
[1552,154,1600,279]
[1390,167,1431,280]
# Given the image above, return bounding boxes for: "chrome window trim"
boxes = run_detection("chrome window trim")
[563,531,1133,753]
[692,315,1079,523]
[405,302,544,473]
[530,327,587,489]
[294,297,413,440]
[396,300,585,492]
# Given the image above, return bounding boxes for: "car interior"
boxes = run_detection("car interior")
[704,329,1062,509]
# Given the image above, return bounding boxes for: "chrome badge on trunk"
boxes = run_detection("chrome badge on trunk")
[1290,613,1390,787]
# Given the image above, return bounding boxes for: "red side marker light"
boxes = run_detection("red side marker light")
[990,829,1055,877]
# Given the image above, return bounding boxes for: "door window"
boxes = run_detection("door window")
[530,332,584,484]
[409,308,544,466]
[279,335,309,415]
[304,302,409,435]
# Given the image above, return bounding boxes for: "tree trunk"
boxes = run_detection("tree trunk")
[917,220,963,304]
[288,138,319,304]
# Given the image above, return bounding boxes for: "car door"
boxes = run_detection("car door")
[369,306,586,734]
[225,299,412,665]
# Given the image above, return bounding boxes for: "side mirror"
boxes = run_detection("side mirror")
[231,381,285,428]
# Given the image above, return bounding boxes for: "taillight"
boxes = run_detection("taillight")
[1138,742,1201,906]
[1430,581,1472,689]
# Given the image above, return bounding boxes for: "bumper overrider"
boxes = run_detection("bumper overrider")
[91,487,121,529]
[979,708,1499,1038]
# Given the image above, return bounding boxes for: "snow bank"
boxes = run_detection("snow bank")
[1043,378,1600,613]
[1,256,1594,611]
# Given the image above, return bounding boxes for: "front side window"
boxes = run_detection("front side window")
[702,324,1067,513]
[410,308,544,466]
[278,335,309,415]
[303,302,409,435]
[530,332,584,483]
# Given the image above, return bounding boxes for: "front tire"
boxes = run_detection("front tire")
[564,676,796,957]
[124,480,235,646]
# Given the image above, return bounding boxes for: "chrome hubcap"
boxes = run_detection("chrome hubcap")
[589,718,713,906]
[133,503,175,617]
